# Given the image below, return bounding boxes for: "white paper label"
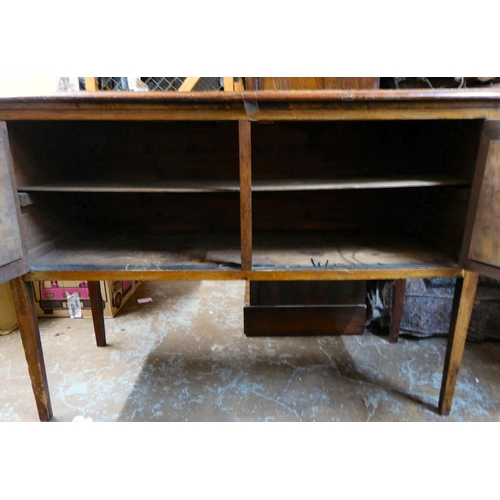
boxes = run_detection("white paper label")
[66,292,82,318]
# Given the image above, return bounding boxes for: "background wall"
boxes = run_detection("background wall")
[0,77,74,96]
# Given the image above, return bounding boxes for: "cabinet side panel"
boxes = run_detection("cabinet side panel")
[0,133,23,268]
[469,140,500,267]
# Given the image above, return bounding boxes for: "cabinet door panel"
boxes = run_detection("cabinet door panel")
[0,122,27,283]
[464,121,500,278]
[469,140,500,266]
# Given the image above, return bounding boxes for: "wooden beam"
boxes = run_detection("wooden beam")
[438,271,479,415]
[223,77,234,91]
[233,78,245,91]
[84,77,99,92]
[88,281,106,347]
[244,280,250,306]
[389,279,406,343]
[10,277,52,421]
[239,120,252,270]
[26,267,464,283]
[4,91,500,121]
[178,77,201,92]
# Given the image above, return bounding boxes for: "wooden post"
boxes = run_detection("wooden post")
[84,77,99,91]
[244,280,250,306]
[9,277,52,422]
[88,281,106,347]
[239,120,252,270]
[178,77,201,92]
[223,77,234,91]
[438,271,479,415]
[233,77,245,91]
[389,279,406,343]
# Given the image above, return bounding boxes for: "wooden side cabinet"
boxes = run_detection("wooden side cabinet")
[1,90,500,420]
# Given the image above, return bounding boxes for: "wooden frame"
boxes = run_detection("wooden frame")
[178,77,201,92]
[84,77,237,93]
[84,77,99,92]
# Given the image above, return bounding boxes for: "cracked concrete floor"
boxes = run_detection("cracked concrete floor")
[2,280,500,422]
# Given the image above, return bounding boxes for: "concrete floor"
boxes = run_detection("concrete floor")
[1,280,500,422]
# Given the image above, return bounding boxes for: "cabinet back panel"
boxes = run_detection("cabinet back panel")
[411,187,471,256]
[253,188,466,236]
[9,121,239,186]
[22,188,467,251]
[21,190,428,235]
[251,120,482,181]
[20,199,69,259]
[25,193,241,233]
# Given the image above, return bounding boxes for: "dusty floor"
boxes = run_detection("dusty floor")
[1,280,500,422]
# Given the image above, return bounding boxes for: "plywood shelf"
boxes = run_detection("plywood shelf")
[30,231,242,272]
[29,230,459,273]
[253,175,468,191]
[17,174,469,194]
[252,231,459,270]
[18,180,242,193]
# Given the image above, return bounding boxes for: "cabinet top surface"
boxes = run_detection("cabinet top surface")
[1,90,500,120]
[2,89,500,101]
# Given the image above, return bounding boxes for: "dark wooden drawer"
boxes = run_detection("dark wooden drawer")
[244,304,366,336]
[244,281,367,336]
[249,280,366,306]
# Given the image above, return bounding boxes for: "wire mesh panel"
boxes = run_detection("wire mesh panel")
[140,77,184,91]
[191,77,223,91]
[96,77,223,91]
[98,77,130,91]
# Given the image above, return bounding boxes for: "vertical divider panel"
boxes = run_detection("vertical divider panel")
[239,120,252,270]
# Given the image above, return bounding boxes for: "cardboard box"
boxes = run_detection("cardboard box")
[0,282,18,335]
[32,280,141,319]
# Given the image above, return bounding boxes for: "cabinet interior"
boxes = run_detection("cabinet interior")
[8,119,483,272]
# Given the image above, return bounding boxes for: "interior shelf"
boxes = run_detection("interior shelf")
[252,231,459,270]
[18,180,242,193]
[17,174,469,193]
[30,232,242,272]
[29,230,459,272]
[252,175,469,191]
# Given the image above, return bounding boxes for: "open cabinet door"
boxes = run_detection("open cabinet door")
[462,120,500,279]
[0,121,52,421]
[0,121,28,284]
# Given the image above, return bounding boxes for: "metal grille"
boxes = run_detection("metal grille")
[192,77,223,91]
[140,77,185,91]
[96,77,223,91]
[98,77,130,91]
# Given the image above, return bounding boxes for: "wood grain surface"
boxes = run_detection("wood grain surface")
[88,281,106,347]
[9,277,52,421]
[249,280,366,306]
[439,271,479,415]
[244,305,367,336]
[26,231,459,273]
[0,127,23,269]
[469,140,500,267]
[1,91,500,121]
[239,121,252,270]
[389,279,406,343]
[244,77,380,91]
